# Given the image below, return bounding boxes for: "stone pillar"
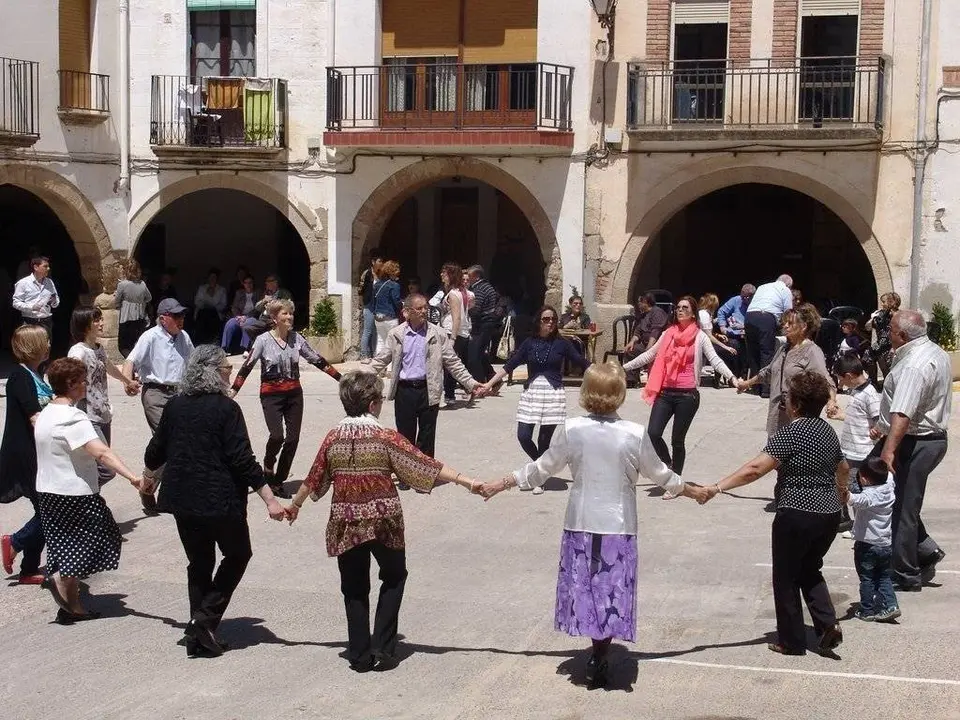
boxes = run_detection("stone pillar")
[97,256,126,363]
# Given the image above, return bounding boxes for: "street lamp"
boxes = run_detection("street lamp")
[589,0,616,28]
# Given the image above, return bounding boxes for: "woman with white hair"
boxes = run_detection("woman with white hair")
[145,345,286,657]
[480,362,706,687]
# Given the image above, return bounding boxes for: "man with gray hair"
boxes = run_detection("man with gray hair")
[744,274,794,397]
[868,309,952,591]
[715,283,756,379]
[371,293,487,461]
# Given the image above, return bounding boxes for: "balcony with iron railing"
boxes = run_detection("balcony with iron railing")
[325,62,575,150]
[627,57,885,140]
[150,75,288,154]
[58,70,110,124]
[0,56,40,147]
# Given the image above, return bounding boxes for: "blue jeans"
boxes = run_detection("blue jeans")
[10,496,44,576]
[854,541,898,614]
[360,307,377,359]
[221,317,252,351]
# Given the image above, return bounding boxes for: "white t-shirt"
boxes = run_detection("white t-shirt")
[698,309,713,333]
[68,341,112,424]
[35,404,101,496]
[840,381,882,461]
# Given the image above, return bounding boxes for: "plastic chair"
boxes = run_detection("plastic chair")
[648,288,674,316]
[828,305,865,326]
[603,314,637,364]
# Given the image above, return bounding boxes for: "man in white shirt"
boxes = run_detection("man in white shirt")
[868,310,951,591]
[744,274,793,398]
[120,297,195,513]
[12,255,60,337]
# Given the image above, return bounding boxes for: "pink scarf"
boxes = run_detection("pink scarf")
[642,322,699,405]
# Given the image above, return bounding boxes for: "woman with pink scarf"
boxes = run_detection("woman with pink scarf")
[622,295,736,481]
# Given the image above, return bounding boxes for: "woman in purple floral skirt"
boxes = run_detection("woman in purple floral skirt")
[480,361,705,687]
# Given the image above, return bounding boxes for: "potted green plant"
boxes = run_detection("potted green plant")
[304,296,343,363]
[928,302,960,380]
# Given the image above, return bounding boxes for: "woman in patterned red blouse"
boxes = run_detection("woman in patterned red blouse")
[285,370,480,673]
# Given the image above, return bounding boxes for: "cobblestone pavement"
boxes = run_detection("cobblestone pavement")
[1,362,958,720]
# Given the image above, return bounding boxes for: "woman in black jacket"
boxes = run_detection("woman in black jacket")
[145,345,286,658]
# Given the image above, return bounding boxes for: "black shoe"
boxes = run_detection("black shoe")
[584,654,609,687]
[768,643,806,656]
[270,483,292,500]
[42,576,71,612]
[55,608,102,625]
[349,656,376,673]
[920,549,946,583]
[817,624,843,653]
[185,620,225,657]
[836,519,853,534]
[373,651,399,672]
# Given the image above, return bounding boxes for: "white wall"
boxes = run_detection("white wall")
[538,0,593,151]
[920,0,960,316]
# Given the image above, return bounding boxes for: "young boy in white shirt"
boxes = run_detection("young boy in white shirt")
[848,457,900,623]
[827,354,881,536]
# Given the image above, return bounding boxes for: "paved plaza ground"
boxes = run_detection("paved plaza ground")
[1,361,959,720]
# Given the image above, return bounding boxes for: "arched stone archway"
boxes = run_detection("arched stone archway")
[130,173,325,292]
[602,165,893,305]
[0,163,115,294]
[352,157,562,309]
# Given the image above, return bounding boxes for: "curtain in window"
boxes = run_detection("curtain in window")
[386,59,407,112]
[193,14,221,78]
[464,65,488,111]
[229,11,256,76]
[429,63,456,112]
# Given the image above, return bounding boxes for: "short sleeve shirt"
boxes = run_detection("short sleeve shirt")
[763,417,843,514]
[35,404,101,496]
[68,342,112,424]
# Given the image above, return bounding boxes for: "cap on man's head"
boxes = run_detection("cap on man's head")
[157,298,187,316]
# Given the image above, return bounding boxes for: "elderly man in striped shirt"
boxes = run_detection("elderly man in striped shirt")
[868,309,952,592]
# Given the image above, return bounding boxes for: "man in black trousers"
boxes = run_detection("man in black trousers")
[744,274,793,398]
[465,265,501,383]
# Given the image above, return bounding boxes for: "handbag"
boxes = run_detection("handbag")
[496,315,515,361]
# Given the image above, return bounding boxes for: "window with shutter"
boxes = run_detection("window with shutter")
[800,0,860,17]
[59,0,91,73]
[462,0,537,64]
[381,0,460,58]
[190,10,256,78]
[672,0,730,25]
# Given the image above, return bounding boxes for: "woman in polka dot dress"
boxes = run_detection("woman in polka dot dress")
[35,358,144,624]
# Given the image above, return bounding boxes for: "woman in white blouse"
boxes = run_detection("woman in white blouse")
[480,362,705,688]
[437,262,473,405]
[35,358,143,624]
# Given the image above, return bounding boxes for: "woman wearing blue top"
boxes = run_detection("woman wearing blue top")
[482,305,589,494]
[371,260,403,358]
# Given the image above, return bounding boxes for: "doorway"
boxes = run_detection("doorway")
[673,22,728,123]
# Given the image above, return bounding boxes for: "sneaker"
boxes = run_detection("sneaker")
[875,607,902,623]
[532,486,544,495]
[242,351,250,360]
[854,609,877,622]
[841,530,854,539]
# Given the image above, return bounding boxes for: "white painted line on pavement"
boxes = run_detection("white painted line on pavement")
[644,658,960,686]
[753,562,960,575]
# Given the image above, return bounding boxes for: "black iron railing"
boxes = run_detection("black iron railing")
[0,56,40,139]
[627,56,884,130]
[150,75,287,148]
[58,70,110,113]
[326,62,573,131]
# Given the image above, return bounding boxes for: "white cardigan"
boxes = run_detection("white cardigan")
[622,329,735,383]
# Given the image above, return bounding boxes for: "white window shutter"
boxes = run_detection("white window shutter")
[800,0,861,17]
[672,0,730,24]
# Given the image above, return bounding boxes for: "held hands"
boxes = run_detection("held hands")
[266,499,286,521]
[284,503,300,525]
[478,476,514,501]
[472,384,490,399]
[733,378,750,394]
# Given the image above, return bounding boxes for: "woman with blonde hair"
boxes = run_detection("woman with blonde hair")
[114,260,152,356]
[699,292,739,386]
[371,260,402,356]
[232,299,341,498]
[1,325,53,584]
[480,362,706,687]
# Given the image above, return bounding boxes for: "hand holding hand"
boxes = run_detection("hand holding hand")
[473,384,490,399]
[266,499,285,521]
[129,476,143,491]
[124,380,141,396]
[479,477,511,501]
[285,503,300,525]
[734,378,749,394]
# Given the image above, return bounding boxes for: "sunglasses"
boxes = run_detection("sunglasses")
[540,316,556,324]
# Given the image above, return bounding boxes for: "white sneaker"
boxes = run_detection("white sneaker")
[532,486,544,495]
[841,530,854,539]
[242,351,249,360]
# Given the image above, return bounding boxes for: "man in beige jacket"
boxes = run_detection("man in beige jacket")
[371,293,487,458]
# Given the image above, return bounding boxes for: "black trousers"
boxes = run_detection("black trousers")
[517,423,557,461]
[745,311,778,397]
[719,335,745,378]
[443,336,469,400]
[118,319,147,357]
[867,435,946,586]
[174,515,253,632]
[647,389,700,473]
[337,540,408,664]
[467,321,496,383]
[771,508,840,651]
[394,381,439,458]
[260,389,304,484]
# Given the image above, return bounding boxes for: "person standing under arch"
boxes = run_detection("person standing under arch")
[114,260,152,357]
[12,255,59,343]
[744,274,794,398]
